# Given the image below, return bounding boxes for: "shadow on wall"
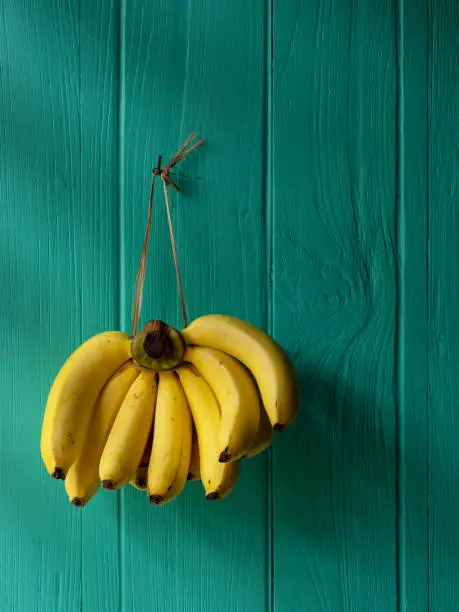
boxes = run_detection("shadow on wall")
[271,354,426,572]
[278,362,398,541]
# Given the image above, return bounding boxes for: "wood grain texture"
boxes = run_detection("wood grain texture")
[398,0,429,609]
[428,1,459,609]
[1,0,459,610]
[271,1,398,610]
[119,1,268,611]
[79,1,121,610]
[0,1,119,610]
[0,3,77,610]
[0,2,83,610]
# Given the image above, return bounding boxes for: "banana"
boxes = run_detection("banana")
[147,372,192,505]
[245,404,274,458]
[177,365,239,500]
[130,466,148,491]
[41,331,131,479]
[130,424,154,491]
[131,320,186,371]
[64,361,139,506]
[187,428,200,481]
[99,371,157,489]
[182,315,300,430]
[184,346,260,462]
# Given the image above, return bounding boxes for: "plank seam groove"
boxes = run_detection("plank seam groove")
[117,0,125,610]
[426,1,431,609]
[265,0,274,610]
[78,0,83,347]
[78,1,84,608]
[395,0,406,609]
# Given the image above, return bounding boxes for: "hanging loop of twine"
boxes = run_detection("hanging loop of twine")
[131,133,205,337]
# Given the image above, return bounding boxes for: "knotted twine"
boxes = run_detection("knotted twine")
[131,133,205,337]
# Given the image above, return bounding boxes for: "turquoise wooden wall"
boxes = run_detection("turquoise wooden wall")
[0,0,457,610]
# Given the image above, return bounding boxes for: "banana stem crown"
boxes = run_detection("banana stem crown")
[131,320,186,371]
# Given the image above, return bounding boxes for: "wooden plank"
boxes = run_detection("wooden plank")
[428,1,459,609]
[397,0,429,609]
[0,1,83,610]
[119,1,268,610]
[271,1,398,610]
[79,1,121,611]
[0,1,120,609]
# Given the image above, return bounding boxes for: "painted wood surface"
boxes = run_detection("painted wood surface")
[272,1,398,610]
[428,2,459,610]
[398,0,429,609]
[119,2,267,611]
[0,1,457,611]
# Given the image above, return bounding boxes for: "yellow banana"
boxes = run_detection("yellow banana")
[245,404,274,458]
[147,372,192,505]
[41,331,131,479]
[177,366,239,500]
[187,428,200,481]
[99,371,157,489]
[130,466,148,491]
[182,315,300,430]
[130,424,154,491]
[184,346,260,462]
[64,361,139,506]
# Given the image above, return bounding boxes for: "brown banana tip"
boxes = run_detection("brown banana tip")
[71,497,85,508]
[187,472,194,481]
[52,467,66,480]
[206,492,221,501]
[273,423,286,432]
[218,448,232,463]
[136,478,147,489]
[149,494,163,506]
[102,479,116,490]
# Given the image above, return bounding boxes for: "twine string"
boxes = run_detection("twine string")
[131,169,157,337]
[162,177,188,328]
[131,134,205,336]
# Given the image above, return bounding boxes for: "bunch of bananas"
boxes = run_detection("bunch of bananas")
[41,314,300,507]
